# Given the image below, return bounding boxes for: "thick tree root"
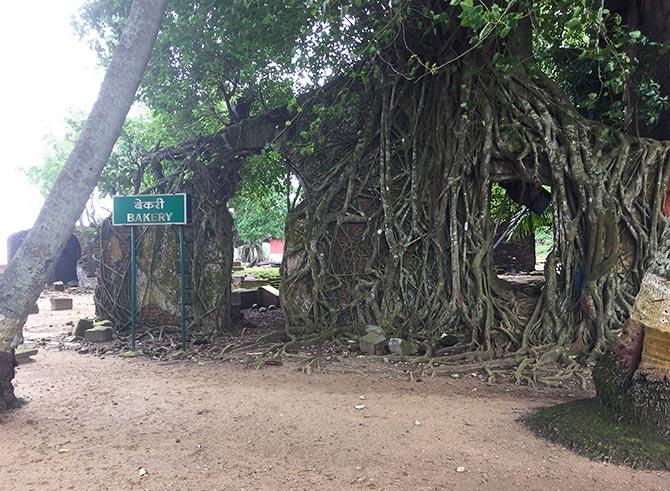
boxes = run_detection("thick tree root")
[0,350,17,411]
[594,320,670,436]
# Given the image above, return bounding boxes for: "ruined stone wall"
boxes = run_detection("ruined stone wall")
[94,189,234,335]
[492,222,536,273]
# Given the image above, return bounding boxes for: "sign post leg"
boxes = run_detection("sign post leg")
[130,226,137,352]
[179,225,187,351]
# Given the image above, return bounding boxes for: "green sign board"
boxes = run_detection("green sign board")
[112,193,189,226]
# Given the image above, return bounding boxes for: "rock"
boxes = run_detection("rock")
[456,466,465,473]
[259,307,267,313]
[359,332,388,355]
[84,326,114,343]
[78,347,89,354]
[15,348,38,364]
[72,319,93,338]
[119,351,139,358]
[365,325,384,335]
[50,297,73,311]
[388,338,419,356]
[414,420,421,426]
[29,303,39,315]
[53,281,65,292]
[437,333,460,348]
[450,373,460,379]
[354,404,366,410]
[268,304,277,310]
[251,303,259,309]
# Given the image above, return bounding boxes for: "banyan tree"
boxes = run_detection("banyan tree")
[13,0,669,431]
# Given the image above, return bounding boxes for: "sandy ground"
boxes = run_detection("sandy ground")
[1,294,669,490]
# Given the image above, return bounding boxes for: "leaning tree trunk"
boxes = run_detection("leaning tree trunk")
[0,0,168,409]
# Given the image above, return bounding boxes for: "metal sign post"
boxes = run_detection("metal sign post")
[179,225,187,350]
[130,226,137,351]
[112,193,191,352]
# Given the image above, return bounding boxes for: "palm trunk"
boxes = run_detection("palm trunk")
[0,0,168,409]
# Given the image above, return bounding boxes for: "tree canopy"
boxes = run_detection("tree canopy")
[73,1,670,135]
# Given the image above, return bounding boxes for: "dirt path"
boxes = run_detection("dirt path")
[1,295,668,490]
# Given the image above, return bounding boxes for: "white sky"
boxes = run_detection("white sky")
[0,1,103,262]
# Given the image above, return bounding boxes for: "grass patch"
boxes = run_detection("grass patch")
[240,267,280,279]
[524,398,670,470]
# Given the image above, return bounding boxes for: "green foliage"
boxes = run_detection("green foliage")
[450,0,525,43]
[68,0,670,210]
[533,0,669,128]
[240,267,280,279]
[25,110,173,197]
[230,190,288,246]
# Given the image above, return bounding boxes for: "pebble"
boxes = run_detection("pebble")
[450,373,460,379]
[456,466,465,473]
[354,404,366,410]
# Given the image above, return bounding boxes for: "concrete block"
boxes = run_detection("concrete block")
[359,332,387,355]
[242,279,269,289]
[259,285,280,307]
[84,326,114,343]
[73,319,93,338]
[388,338,419,356]
[15,348,38,364]
[50,297,73,311]
[232,288,258,308]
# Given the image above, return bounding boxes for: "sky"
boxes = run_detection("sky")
[0,1,103,262]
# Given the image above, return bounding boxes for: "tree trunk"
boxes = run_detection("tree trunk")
[0,0,168,410]
[592,1,670,434]
[593,227,670,434]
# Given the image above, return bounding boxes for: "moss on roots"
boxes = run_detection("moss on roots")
[524,398,670,469]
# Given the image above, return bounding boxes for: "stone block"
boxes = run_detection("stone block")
[242,279,269,289]
[388,338,419,356]
[359,332,387,355]
[50,297,73,311]
[232,288,258,308]
[84,326,114,343]
[73,319,94,338]
[15,348,38,364]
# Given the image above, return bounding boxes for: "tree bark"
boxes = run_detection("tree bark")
[0,0,168,409]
